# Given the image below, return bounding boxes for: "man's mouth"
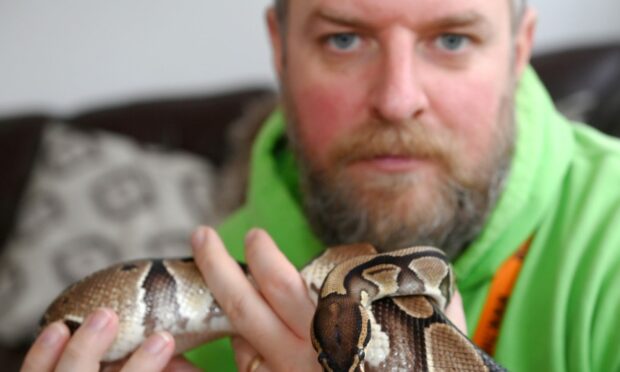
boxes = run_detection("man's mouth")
[349,154,429,173]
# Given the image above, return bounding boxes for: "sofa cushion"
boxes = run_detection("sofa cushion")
[0,89,276,255]
[532,43,620,130]
[0,123,221,344]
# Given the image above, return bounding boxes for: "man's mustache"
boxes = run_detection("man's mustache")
[328,121,453,167]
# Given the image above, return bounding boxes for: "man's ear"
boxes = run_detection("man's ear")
[266,7,284,76]
[514,7,538,79]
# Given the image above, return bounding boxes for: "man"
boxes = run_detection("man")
[22,0,620,371]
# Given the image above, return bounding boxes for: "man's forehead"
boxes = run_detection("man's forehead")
[291,0,508,28]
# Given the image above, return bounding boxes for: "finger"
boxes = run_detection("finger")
[55,308,119,372]
[102,354,199,372]
[191,227,299,366]
[244,228,315,339]
[445,289,468,334]
[231,336,269,372]
[119,332,175,372]
[162,355,203,372]
[21,322,71,372]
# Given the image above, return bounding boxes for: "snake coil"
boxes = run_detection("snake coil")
[41,244,505,371]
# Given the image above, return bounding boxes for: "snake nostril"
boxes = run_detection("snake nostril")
[121,263,138,271]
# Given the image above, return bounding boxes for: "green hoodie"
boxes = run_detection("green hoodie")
[186,68,620,371]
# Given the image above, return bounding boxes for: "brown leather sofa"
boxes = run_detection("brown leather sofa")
[0,42,618,370]
[531,43,620,136]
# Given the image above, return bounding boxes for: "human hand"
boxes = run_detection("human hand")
[21,308,200,372]
[191,226,469,371]
[445,288,468,335]
[191,226,322,372]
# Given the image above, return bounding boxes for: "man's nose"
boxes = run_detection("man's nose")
[371,34,429,123]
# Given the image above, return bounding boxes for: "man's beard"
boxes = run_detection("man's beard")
[282,88,515,260]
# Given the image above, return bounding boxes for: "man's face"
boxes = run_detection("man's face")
[269,0,534,257]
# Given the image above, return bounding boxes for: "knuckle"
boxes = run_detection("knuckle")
[278,360,304,372]
[20,358,40,372]
[195,252,222,284]
[194,246,215,271]
[244,238,257,257]
[264,272,299,297]
[62,341,87,362]
[100,362,122,372]
[224,293,251,322]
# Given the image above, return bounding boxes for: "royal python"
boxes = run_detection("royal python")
[40,244,505,371]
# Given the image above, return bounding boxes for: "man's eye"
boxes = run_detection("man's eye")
[436,34,469,52]
[326,33,360,51]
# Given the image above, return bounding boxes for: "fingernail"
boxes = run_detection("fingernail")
[144,332,172,355]
[192,226,208,249]
[245,228,261,246]
[39,322,65,347]
[86,309,111,331]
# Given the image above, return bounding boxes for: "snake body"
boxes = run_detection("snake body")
[40,244,505,371]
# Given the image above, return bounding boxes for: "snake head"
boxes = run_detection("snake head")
[311,295,371,372]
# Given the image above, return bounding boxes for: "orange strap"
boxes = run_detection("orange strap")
[472,236,533,356]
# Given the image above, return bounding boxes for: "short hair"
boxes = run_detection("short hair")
[511,0,526,29]
[274,0,287,27]
[273,0,526,31]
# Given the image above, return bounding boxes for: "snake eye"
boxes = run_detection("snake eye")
[357,348,365,360]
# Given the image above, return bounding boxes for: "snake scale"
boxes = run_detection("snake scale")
[40,244,506,371]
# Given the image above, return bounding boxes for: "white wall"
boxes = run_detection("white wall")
[532,0,620,51]
[1,0,619,117]
[0,0,274,116]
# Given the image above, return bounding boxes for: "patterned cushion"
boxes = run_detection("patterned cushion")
[0,124,221,343]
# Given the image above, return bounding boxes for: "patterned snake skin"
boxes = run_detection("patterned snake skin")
[40,244,506,371]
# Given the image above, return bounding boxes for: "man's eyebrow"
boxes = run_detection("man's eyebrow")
[305,9,490,32]
[306,9,373,30]
[428,11,490,30]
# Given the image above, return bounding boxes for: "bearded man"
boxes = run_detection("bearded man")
[23,0,620,371]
